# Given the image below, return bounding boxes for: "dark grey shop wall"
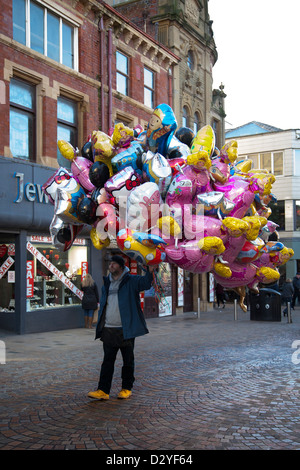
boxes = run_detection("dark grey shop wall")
[0,156,55,230]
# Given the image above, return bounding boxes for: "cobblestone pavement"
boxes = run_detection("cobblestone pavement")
[0,305,300,451]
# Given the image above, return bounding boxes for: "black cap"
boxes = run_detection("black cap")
[110,255,125,269]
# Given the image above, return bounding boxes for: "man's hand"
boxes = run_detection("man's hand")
[148,265,159,272]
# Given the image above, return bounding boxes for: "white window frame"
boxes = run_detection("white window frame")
[238,152,284,176]
[15,0,79,71]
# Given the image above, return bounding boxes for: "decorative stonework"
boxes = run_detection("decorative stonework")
[185,0,200,25]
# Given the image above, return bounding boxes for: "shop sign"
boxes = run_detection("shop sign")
[0,256,15,279]
[26,261,34,297]
[28,235,86,246]
[14,172,49,204]
[26,242,83,300]
[81,261,88,282]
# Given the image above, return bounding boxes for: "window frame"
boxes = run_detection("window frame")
[57,95,78,167]
[116,51,129,96]
[12,0,79,71]
[9,77,36,161]
[238,152,284,176]
[144,67,154,109]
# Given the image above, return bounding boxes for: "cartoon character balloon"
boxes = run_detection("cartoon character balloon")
[42,104,293,311]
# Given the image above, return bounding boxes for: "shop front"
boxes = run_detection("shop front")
[0,156,103,334]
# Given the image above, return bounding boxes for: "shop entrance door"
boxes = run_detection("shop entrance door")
[183,271,193,312]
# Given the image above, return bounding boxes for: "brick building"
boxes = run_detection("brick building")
[0,0,179,333]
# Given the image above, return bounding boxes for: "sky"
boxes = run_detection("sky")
[208,0,300,130]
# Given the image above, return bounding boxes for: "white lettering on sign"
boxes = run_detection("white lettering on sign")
[26,261,34,297]
[14,172,49,204]
[29,235,86,245]
[81,261,88,283]
[26,242,83,300]
[0,257,15,279]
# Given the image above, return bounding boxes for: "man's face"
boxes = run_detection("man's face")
[109,261,123,276]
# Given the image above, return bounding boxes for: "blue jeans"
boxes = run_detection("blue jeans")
[98,328,135,394]
[84,309,94,318]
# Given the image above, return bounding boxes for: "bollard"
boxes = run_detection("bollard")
[234,299,238,321]
[287,302,292,323]
[197,297,201,319]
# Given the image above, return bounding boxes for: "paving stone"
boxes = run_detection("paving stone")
[0,307,300,450]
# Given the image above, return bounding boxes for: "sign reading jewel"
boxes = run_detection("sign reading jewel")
[26,242,83,300]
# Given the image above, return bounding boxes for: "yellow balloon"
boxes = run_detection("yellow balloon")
[213,261,232,278]
[235,159,252,173]
[157,216,181,237]
[90,228,110,250]
[57,140,76,160]
[197,236,225,255]
[190,125,215,157]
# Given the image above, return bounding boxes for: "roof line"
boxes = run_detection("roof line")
[98,0,181,61]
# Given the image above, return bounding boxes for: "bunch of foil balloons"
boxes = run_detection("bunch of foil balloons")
[43,103,293,310]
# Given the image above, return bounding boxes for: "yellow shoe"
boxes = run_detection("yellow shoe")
[87,389,109,400]
[117,389,132,399]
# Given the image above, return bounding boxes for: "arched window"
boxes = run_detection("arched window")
[193,112,200,134]
[182,106,189,127]
[187,50,194,71]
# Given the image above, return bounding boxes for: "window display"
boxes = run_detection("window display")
[26,236,87,311]
[0,236,16,313]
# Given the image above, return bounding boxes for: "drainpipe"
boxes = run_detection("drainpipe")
[98,17,105,132]
[108,28,113,131]
[168,65,173,108]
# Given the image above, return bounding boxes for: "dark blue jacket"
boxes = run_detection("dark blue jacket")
[95,269,153,340]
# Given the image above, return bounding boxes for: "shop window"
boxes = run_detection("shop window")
[295,200,300,231]
[158,263,172,316]
[116,51,129,96]
[144,67,154,109]
[57,96,78,169]
[0,236,16,313]
[9,77,36,161]
[269,200,285,231]
[26,237,87,311]
[12,0,78,70]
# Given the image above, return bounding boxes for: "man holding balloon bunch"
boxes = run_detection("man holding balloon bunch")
[88,255,156,401]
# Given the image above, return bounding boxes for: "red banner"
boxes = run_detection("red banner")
[81,261,88,283]
[26,260,34,298]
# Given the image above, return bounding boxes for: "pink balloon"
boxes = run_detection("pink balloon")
[71,157,95,192]
[214,176,255,219]
[183,213,224,241]
[214,261,257,288]
[166,164,213,208]
[165,239,214,273]
[221,235,247,265]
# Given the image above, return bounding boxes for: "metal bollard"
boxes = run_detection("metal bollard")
[234,299,238,321]
[287,302,292,323]
[197,297,201,319]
